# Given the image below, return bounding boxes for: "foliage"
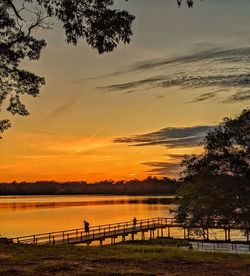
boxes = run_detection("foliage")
[181,109,250,179]
[177,0,195,8]
[176,174,250,229]
[176,109,250,231]
[0,177,179,195]
[0,0,135,137]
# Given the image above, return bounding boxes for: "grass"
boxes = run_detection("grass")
[1,238,250,275]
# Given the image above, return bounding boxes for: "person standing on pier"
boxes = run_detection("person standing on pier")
[133,217,137,229]
[84,220,90,235]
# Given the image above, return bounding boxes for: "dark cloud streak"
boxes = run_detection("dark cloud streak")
[114,125,215,148]
[224,90,250,103]
[47,97,78,120]
[142,161,181,177]
[96,46,250,103]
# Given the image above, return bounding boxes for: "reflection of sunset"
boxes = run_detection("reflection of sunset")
[0,195,173,237]
[0,197,175,210]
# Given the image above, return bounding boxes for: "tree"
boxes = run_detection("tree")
[0,0,135,137]
[177,0,195,8]
[176,109,250,232]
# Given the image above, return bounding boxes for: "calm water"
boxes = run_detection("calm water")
[0,195,174,238]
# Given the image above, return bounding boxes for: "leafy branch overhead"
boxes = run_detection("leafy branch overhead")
[177,0,195,8]
[0,0,135,137]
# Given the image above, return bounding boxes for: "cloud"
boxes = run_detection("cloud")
[166,153,185,160]
[114,125,215,148]
[191,89,227,103]
[99,74,250,94]
[142,154,186,177]
[96,46,250,103]
[131,47,250,72]
[98,76,166,92]
[47,97,78,120]
[142,161,181,177]
[224,90,250,103]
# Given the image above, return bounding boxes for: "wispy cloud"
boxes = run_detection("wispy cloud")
[142,161,181,177]
[114,125,215,148]
[131,47,250,72]
[115,125,214,177]
[224,90,250,103]
[47,97,78,120]
[142,154,184,177]
[96,46,250,103]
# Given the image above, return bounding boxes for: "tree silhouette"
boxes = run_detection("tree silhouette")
[176,109,250,232]
[177,0,195,8]
[0,0,135,137]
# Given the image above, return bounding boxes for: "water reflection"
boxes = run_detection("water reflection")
[0,197,176,210]
[0,195,174,237]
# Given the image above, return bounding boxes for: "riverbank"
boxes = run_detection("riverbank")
[1,239,250,275]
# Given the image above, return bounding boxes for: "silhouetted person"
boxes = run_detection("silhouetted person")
[133,217,137,228]
[84,220,90,235]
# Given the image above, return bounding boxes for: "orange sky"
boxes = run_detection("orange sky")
[1,1,249,182]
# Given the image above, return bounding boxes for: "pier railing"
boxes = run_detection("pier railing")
[11,217,250,246]
[12,217,176,245]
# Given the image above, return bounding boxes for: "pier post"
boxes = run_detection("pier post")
[228,229,231,241]
[168,227,170,238]
[206,229,209,240]
[141,231,145,240]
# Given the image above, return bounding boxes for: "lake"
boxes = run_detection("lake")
[0,195,174,238]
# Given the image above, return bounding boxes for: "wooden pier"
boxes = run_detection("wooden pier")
[11,217,250,246]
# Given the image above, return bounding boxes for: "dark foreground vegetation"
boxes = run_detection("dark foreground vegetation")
[0,239,250,276]
[0,177,179,196]
[176,109,250,232]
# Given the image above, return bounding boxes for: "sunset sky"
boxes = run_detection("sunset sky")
[1,0,250,182]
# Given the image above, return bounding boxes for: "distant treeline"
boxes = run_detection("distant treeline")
[0,177,180,195]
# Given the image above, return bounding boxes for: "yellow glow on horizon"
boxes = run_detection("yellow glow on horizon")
[0,127,203,182]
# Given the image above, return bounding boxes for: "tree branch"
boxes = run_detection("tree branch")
[7,0,24,21]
